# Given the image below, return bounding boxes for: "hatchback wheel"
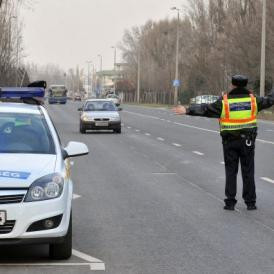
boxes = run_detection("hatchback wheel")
[80,122,86,134]
[49,213,72,260]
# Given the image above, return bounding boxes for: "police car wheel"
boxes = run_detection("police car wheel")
[49,212,72,260]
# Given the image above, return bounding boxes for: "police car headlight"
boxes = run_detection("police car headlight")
[25,173,64,202]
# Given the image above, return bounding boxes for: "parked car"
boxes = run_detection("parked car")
[190,95,219,107]
[78,99,122,134]
[106,94,121,106]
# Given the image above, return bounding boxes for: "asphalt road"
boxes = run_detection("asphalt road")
[1,101,274,274]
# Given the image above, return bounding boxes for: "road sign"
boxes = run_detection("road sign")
[173,80,181,87]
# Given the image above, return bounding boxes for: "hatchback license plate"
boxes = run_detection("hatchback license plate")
[95,122,108,127]
[0,211,6,225]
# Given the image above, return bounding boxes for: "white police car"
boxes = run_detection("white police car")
[0,84,88,259]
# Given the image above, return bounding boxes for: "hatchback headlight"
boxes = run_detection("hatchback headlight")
[81,114,92,122]
[25,173,64,202]
[111,117,121,121]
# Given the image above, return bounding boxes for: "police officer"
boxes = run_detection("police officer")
[174,75,274,210]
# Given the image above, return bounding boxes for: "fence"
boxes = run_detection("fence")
[122,90,174,105]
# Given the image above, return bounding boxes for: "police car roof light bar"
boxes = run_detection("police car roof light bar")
[0,87,45,99]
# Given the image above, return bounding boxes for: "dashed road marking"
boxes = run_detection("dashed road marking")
[127,126,131,129]
[192,151,204,156]
[152,172,176,175]
[220,161,225,165]
[261,177,274,184]
[145,133,151,136]
[73,193,81,200]
[135,129,140,132]
[172,143,182,147]
[157,137,165,141]
[123,110,274,145]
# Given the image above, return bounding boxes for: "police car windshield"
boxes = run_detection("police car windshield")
[84,101,117,111]
[0,113,55,154]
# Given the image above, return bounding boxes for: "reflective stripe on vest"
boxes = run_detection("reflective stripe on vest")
[219,93,257,131]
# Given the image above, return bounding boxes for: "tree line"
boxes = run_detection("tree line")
[120,0,274,104]
[0,0,30,86]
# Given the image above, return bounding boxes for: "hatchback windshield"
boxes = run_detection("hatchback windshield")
[0,113,55,154]
[84,101,117,111]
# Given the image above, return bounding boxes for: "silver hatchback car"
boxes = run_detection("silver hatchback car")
[78,99,122,134]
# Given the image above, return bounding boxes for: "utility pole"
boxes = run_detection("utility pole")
[86,61,92,97]
[97,54,103,96]
[171,7,180,105]
[260,0,266,96]
[111,46,117,94]
[137,48,141,104]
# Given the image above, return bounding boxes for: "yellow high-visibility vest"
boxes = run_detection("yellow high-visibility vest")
[219,93,257,131]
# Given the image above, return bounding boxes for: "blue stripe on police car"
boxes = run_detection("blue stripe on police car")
[0,170,30,179]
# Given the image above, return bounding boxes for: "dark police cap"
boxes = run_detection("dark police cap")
[232,75,248,87]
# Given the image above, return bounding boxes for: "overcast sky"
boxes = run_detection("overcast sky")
[21,0,187,72]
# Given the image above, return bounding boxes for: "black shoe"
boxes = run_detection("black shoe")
[247,204,257,210]
[224,205,235,211]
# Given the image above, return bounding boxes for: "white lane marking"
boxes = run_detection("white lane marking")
[257,138,274,145]
[160,118,165,121]
[173,122,218,134]
[127,126,131,129]
[152,172,176,175]
[73,193,81,200]
[0,249,106,271]
[0,263,92,267]
[266,129,274,132]
[72,249,106,271]
[261,177,274,184]
[166,120,171,123]
[157,137,165,141]
[121,123,124,126]
[193,151,204,156]
[135,129,140,132]
[124,110,274,145]
[220,161,225,165]
[172,143,182,147]
[145,133,151,136]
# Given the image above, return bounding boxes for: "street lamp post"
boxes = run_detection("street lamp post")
[97,54,103,96]
[86,61,92,97]
[111,46,117,94]
[171,7,181,105]
[97,54,102,71]
[260,0,266,97]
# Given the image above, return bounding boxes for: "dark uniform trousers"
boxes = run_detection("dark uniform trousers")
[222,136,256,206]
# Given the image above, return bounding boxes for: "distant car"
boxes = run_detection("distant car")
[74,95,81,101]
[78,99,122,134]
[190,95,219,107]
[106,94,121,106]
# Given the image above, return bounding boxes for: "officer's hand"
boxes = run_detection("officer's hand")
[172,105,187,115]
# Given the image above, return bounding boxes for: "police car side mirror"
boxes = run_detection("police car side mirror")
[63,141,89,159]
[78,107,83,111]
[118,107,122,111]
